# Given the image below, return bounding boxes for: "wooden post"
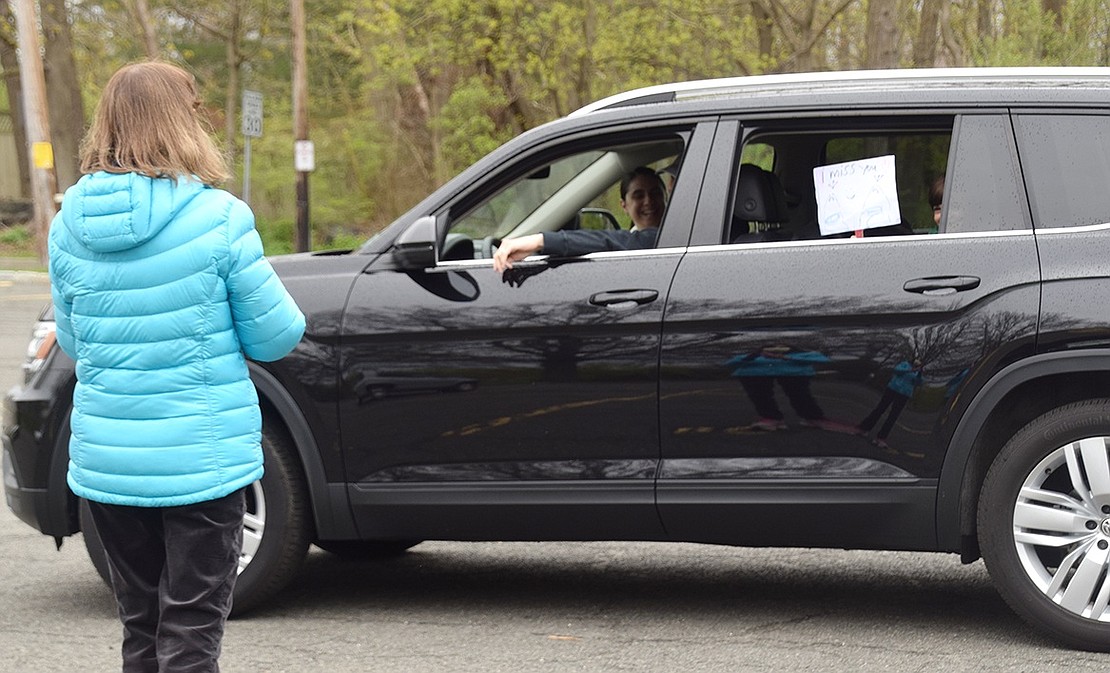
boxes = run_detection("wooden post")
[291,0,310,252]
[11,0,59,265]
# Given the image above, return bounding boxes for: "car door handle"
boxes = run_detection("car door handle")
[589,289,659,307]
[903,276,981,296]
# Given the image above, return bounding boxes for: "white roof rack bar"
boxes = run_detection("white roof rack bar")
[569,67,1110,117]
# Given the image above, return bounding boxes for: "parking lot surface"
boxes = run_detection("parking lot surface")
[4,269,1110,672]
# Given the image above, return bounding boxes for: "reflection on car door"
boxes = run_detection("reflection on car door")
[339,251,681,541]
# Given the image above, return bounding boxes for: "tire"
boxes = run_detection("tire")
[978,399,1110,651]
[78,421,313,617]
[315,539,421,559]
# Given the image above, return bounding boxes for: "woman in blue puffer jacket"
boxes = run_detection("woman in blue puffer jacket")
[48,61,305,673]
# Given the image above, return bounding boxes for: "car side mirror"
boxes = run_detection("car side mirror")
[392,215,438,270]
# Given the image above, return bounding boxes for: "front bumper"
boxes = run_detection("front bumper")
[2,352,78,539]
[3,421,52,531]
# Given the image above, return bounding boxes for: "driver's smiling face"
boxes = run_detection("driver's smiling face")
[621,174,666,230]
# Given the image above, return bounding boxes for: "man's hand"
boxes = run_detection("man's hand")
[492,234,544,273]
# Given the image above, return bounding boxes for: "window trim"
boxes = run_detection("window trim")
[429,119,720,268]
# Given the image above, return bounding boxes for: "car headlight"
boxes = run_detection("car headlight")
[22,319,56,383]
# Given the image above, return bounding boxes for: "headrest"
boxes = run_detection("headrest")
[734,164,787,223]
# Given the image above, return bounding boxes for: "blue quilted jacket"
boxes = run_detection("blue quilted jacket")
[48,172,306,507]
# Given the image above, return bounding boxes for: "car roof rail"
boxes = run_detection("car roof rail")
[568,66,1110,117]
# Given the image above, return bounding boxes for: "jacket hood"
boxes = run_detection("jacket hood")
[60,172,209,253]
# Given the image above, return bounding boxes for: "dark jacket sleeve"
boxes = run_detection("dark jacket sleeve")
[541,228,658,257]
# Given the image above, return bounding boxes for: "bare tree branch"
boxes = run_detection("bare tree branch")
[169,5,229,42]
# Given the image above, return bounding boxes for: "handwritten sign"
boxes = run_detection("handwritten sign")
[813,155,901,236]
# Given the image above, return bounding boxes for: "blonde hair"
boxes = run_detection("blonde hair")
[80,61,230,185]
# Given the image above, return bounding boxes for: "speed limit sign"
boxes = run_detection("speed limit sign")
[241,90,263,138]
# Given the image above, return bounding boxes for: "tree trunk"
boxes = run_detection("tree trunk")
[865,0,899,69]
[751,1,773,63]
[40,0,84,192]
[939,1,965,65]
[978,0,995,40]
[1042,0,1066,28]
[10,0,57,262]
[574,1,596,112]
[794,2,818,71]
[913,0,946,66]
[130,0,159,58]
[224,1,242,167]
[291,0,310,251]
[1039,0,1066,58]
[0,3,30,198]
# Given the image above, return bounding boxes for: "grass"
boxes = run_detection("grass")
[0,219,365,267]
[256,217,367,255]
[0,223,35,252]
[0,223,45,271]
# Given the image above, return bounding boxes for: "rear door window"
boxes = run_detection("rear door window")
[719,119,953,244]
[711,114,1027,246]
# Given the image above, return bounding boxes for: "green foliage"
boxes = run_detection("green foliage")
[255,215,365,255]
[0,224,42,269]
[433,77,513,174]
[0,223,31,247]
[322,230,368,251]
[255,216,296,256]
[18,0,1110,251]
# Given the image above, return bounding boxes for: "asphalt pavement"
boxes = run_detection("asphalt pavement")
[3,268,1110,672]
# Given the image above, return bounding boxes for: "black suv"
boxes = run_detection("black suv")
[8,67,1110,650]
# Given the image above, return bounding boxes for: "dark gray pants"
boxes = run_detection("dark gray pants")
[859,388,911,439]
[87,489,245,673]
[738,376,826,421]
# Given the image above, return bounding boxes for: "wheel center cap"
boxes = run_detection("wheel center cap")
[1101,518,1110,536]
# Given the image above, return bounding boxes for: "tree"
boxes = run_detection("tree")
[21,0,1110,246]
[0,2,30,198]
[129,0,159,58]
[170,2,250,165]
[756,0,859,72]
[913,0,947,66]
[864,0,898,68]
[41,0,85,192]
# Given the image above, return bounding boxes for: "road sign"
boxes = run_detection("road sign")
[241,90,263,138]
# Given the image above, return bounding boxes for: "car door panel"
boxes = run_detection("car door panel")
[339,253,680,540]
[656,113,1040,551]
[334,121,721,540]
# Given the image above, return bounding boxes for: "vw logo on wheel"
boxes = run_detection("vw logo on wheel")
[1101,519,1110,537]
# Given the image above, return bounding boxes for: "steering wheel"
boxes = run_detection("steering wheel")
[479,235,500,259]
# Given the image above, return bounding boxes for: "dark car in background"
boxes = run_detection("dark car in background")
[9,67,1110,650]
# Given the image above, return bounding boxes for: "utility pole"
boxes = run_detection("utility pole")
[290,0,310,252]
[11,0,59,264]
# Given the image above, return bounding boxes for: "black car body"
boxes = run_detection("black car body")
[8,67,1110,649]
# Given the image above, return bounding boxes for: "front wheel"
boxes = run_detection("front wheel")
[978,399,1110,651]
[80,421,313,617]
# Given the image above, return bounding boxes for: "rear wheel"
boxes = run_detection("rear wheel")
[978,399,1110,651]
[80,421,313,616]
